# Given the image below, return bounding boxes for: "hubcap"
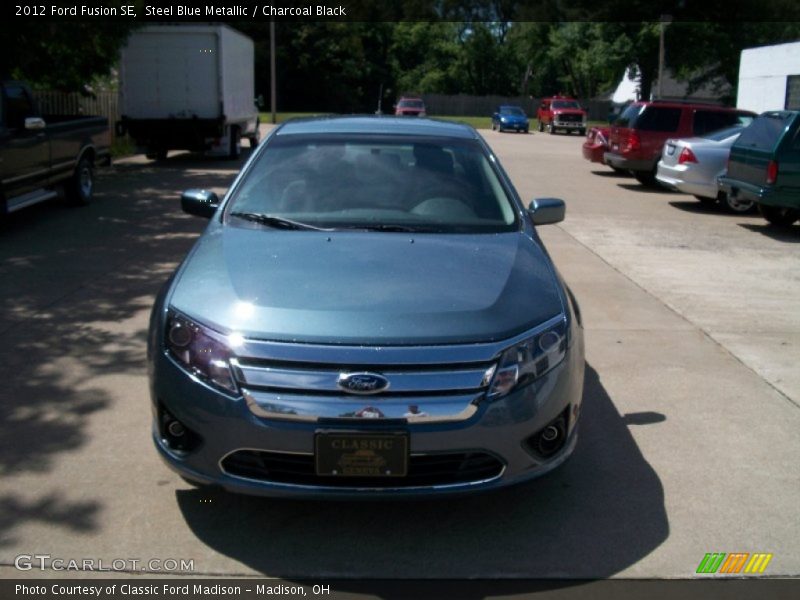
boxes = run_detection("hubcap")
[727,196,753,213]
[80,167,92,197]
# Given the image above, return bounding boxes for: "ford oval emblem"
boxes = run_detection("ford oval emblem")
[337,372,390,395]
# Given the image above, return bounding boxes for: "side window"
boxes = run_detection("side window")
[4,84,34,130]
[635,107,682,132]
[693,110,740,136]
[540,102,549,111]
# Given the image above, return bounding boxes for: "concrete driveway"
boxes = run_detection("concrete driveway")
[0,125,798,581]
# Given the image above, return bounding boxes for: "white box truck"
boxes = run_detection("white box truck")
[117,24,260,160]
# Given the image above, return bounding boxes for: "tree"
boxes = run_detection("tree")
[0,20,138,91]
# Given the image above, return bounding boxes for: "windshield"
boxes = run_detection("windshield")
[701,125,744,142]
[226,134,518,233]
[552,100,580,110]
[500,107,525,116]
[399,100,424,109]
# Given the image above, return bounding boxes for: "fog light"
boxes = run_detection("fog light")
[159,405,201,453]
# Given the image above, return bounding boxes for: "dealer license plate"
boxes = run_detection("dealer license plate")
[315,432,408,477]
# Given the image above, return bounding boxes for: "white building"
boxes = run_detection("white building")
[737,41,800,113]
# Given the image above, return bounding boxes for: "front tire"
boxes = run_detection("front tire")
[549,123,556,135]
[759,204,800,226]
[538,120,544,132]
[65,156,94,206]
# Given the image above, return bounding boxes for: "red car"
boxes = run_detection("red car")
[582,126,610,164]
[604,101,755,185]
[394,97,426,117]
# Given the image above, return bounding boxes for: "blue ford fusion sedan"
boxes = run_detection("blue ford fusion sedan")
[148,116,585,498]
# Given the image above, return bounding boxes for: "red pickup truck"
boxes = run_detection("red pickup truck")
[537,96,587,135]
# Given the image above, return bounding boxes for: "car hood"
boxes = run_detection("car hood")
[169,226,564,345]
[553,109,585,116]
[500,114,528,121]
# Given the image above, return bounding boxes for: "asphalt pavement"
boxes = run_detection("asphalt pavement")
[0,125,798,581]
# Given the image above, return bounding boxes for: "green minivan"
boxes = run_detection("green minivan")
[718,110,800,226]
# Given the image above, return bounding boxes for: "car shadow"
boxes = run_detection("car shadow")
[176,364,669,584]
[617,183,674,194]
[590,169,630,178]
[667,200,759,217]
[738,222,800,242]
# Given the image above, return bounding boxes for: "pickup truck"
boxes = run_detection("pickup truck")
[718,110,800,226]
[537,96,587,135]
[1,81,111,217]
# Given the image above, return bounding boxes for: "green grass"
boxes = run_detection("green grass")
[259,113,607,131]
[111,135,136,158]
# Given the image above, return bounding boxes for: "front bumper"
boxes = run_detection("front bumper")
[149,336,584,498]
[498,120,529,131]
[553,120,585,130]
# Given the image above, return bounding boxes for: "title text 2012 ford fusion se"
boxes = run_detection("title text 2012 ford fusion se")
[147,117,585,497]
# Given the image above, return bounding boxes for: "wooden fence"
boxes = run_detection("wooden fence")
[419,93,613,121]
[32,90,120,138]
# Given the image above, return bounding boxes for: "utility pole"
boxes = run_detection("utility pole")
[657,15,672,100]
[270,19,276,124]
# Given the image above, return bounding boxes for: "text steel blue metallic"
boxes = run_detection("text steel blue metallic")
[148,116,585,498]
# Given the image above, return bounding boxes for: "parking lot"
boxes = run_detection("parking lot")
[0,125,798,580]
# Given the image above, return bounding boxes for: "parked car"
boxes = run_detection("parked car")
[537,96,587,135]
[656,125,752,212]
[1,80,110,216]
[394,97,426,117]
[148,116,585,498]
[605,101,755,186]
[718,110,800,226]
[117,25,260,160]
[491,105,530,133]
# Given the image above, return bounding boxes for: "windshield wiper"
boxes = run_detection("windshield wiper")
[341,224,442,233]
[229,212,331,231]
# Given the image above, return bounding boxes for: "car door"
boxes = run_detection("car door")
[0,83,50,197]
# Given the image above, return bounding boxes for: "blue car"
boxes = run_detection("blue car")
[492,105,530,133]
[148,116,585,498]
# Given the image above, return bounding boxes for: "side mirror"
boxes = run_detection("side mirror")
[25,117,46,130]
[181,189,220,218]
[527,198,565,225]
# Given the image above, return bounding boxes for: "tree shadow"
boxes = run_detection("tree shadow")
[0,155,243,545]
[738,222,800,243]
[176,364,669,587]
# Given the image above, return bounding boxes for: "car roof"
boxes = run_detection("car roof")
[276,116,478,139]
[632,101,752,113]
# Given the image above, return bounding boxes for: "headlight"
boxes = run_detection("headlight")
[500,117,508,122]
[165,311,238,393]
[487,317,569,400]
